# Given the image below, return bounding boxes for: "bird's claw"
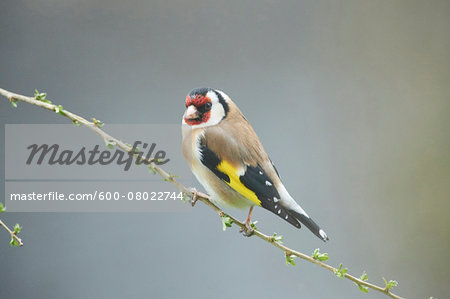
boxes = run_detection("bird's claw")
[240,222,254,237]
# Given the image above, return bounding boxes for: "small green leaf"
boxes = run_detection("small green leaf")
[72,120,81,127]
[285,254,296,266]
[335,263,348,279]
[221,215,233,231]
[0,203,5,213]
[10,100,18,108]
[91,118,104,128]
[104,139,116,150]
[168,173,178,179]
[270,232,283,244]
[181,193,191,203]
[148,164,157,174]
[312,248,329,261]
[353,271,369,293]
[13,224,22,234]
[358,285,369,293]
[34,90,52,103]
[34,89,45,100]
[383,277,398,290]
[10,238,19,247]
[250,221,258,231]
[54,105,65,115]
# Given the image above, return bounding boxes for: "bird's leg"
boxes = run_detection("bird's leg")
[240,206,254,237]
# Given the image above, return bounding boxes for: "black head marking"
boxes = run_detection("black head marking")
[213,90,229,118]
[188,87,229,119]
[189,87,211,98]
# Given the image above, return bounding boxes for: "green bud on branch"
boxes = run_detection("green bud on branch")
[221,215,233,231]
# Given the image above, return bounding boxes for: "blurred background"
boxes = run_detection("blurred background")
[0,1,449,298]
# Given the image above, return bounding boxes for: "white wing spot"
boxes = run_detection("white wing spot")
[265,181,272,186]
[285,215,288,219]
[273,197,279,203]
[278,209,281,214]
[274,205,278,209]
[259,171,263,175]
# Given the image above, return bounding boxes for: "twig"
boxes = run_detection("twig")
[0,87,404,299]
[0,219,23,247]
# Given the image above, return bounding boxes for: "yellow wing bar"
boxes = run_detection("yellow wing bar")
[217,160,262,206]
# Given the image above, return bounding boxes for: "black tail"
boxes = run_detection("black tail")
[289,210,329,242]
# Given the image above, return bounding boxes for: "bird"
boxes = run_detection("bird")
[181,87,329,241]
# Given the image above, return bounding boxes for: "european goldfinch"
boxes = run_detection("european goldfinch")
[181,88,329,241]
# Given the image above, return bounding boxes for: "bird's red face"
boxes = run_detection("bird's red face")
[183,94,212,126]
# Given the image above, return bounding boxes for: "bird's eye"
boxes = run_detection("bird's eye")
[205,102,212,111]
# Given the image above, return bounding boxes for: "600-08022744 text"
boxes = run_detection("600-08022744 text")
[8,191,185,201]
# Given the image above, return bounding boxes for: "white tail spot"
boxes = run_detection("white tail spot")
[319,229,328,240]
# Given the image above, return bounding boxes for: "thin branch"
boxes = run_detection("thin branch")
[0,219,23,247]
[0,87,404,299]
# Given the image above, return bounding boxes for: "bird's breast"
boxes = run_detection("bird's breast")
[181,125,253,209]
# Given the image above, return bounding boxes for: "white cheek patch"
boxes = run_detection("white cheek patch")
[182,89,228,129]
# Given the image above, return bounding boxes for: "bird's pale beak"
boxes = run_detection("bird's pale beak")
[184,105,199,120]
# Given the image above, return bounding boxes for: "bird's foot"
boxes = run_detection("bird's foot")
[187,187,199,207]
[186,187,209,207]
[239,219,254,237]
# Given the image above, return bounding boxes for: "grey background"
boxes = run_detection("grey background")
[1,1,449,298]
